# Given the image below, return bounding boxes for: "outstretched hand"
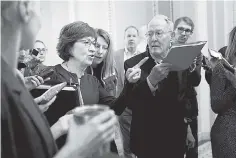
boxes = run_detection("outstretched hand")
[126,57,149,83]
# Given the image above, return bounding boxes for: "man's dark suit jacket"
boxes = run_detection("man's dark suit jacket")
[181,57,202,119]
[124,49,184,158]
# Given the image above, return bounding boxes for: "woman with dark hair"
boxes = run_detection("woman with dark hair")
[210,26,236,158]
[45,21,128,155]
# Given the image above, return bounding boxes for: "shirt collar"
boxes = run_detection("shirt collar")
[124,47,138,56]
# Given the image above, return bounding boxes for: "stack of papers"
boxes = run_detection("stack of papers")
[162,41,207,71]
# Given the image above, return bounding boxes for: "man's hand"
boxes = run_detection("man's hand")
[189,54,203,72]
[147,63,172,87]
[126,57,149,83]
[186,130,195,149]
[66,109,117,158]
[24,75,45,90]
[34,95,56,112]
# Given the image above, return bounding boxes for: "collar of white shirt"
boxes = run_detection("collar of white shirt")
[124,47,139,61]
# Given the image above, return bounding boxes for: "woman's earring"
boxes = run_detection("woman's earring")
[170,40,173,48]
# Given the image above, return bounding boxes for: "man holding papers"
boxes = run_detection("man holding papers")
[173,17,202,158]
[123,15,184,158]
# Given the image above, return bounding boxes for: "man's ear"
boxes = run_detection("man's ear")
[18,1,31,23]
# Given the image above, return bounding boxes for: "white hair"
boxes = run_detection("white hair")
[148,14,174,32]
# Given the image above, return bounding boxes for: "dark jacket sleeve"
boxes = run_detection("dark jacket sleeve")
[123,59,156,110]
[97,76,128,115]
[1,89,17,158]
[210,62,236,114]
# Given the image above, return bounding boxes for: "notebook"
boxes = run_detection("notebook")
[31,84,79,126]
[162,41,207,71]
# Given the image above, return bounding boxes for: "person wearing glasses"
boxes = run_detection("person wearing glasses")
[173,17,202,158]
[45,21,130,151]
[122,15,184,158]
[24,40,49,76]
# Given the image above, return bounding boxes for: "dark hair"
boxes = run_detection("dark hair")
[35,40,46,48]
[174,17,195,32]
[56,21,97,61]
[124,26,139,36]
[225,26,236,65]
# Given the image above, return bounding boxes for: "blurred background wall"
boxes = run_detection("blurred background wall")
[38,0,235,141]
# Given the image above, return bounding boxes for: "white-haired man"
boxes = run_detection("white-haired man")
[123,15,184,158]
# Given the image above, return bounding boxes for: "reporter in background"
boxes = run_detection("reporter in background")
[24,40,49,76]
[114,26,140,158]
[210,26,236,158]
[173,16,202,158]
[1,1,117,158]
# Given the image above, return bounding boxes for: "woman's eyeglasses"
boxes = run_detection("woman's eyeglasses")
[177,27,192,35]
[78,39,97,48]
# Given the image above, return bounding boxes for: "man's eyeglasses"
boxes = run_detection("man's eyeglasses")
[77,39,97,48]
[146,31,172,39]
[177,27,192,35]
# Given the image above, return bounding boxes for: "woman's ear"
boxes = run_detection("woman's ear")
[68,46,74,57]
[171,32,175,38]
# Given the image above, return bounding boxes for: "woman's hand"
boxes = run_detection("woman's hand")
[35,95,56,112]
[24,75,44,90]
[186,126,195,149]
[65,109,117,158]
[50,114,73,140]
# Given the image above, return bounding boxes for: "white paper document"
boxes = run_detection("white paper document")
[162,41,207,71]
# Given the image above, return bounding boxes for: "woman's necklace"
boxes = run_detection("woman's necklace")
[65,62,84,79]
[64,62,84,106]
